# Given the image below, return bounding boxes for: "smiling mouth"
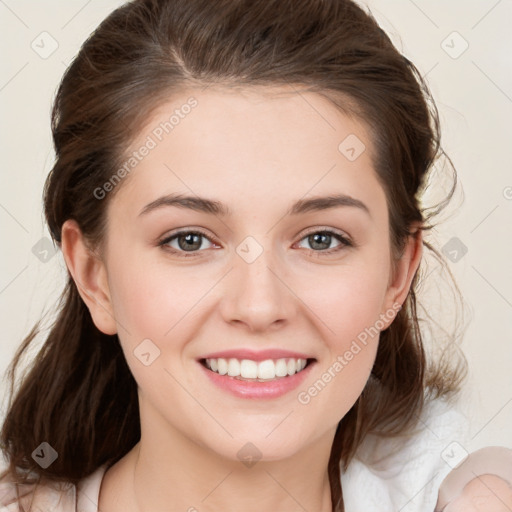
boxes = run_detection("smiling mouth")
[200,357,315,381]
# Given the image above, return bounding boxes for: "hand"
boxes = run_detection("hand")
[441,474,512,511]
[435,446,512,512]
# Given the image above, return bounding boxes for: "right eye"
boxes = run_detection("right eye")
[158,229,219,258]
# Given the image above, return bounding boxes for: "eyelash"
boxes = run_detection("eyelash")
[158,227,353,259]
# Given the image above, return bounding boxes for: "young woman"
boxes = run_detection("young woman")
[1,1,511,511]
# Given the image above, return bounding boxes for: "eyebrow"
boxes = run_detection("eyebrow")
[138,192,370,218]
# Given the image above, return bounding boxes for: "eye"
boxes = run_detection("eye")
[158,227,353,258]
[295,229,353,255]
[158,229,217,257]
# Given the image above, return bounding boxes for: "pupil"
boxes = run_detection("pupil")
[310,233,330,250]
[179,233,201,251]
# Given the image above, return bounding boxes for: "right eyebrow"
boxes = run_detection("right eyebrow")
[139,193,231,217]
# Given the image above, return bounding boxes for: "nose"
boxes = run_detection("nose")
[219,241,297,333]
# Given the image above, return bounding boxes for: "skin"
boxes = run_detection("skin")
[442,475,512,512]
[61,85,423,512]
[436,447,512,511]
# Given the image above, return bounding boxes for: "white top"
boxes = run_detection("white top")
[0,398,470,512]
[340,397,470,511]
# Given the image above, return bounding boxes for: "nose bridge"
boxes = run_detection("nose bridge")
[222,234,293,331]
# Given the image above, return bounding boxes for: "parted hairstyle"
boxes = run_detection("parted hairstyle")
[0,1,468,510]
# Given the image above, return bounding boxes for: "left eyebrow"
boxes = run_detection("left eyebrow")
[138,192,371,218]
[288,194,371,218]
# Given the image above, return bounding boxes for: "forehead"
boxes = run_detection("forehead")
[107,84,384,220]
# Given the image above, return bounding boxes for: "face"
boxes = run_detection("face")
[67,85,418,463]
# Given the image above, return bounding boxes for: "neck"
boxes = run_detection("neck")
[112,401,337,512]
[99,396,335,512]
[131,441,334,512]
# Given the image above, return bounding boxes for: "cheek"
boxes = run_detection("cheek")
[303,263,390,345]
[106,265,191,391]
[295,267,388,417]
[108,257,199,339]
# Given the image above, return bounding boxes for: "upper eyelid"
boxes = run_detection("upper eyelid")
[159,228,218,245]
[299,226,351,239]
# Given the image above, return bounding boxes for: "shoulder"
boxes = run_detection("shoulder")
[435,446,512,511]
[0,469,76,512]
[341,396,471,512]
[0,463,109,512]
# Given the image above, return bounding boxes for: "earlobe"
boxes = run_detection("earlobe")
[382,227,423,323]
[60,219,117,335]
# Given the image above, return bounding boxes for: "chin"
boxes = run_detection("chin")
[203,422,320,466]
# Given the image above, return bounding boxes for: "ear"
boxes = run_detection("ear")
[60,219,117,335]
[380,225,423,327]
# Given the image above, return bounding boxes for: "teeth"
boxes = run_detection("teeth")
[240,359,258,378]
[217,358,228,375]
[227,358,240,376]
[204,357,308,380]
[258,359,275,379]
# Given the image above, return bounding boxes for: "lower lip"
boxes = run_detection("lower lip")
[198,360,315,399]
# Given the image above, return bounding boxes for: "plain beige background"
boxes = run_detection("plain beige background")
[0,0,511,463]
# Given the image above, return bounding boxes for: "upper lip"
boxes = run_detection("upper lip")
[198,349,315,362]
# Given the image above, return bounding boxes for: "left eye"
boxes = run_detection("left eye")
[295,230,352,253]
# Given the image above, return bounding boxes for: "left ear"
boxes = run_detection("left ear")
[381,225,423,324]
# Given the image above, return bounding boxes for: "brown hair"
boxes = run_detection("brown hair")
[0,1,467,510]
